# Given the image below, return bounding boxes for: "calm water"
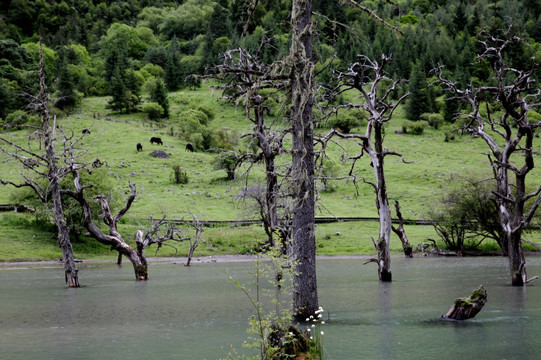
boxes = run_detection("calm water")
[1,256,541,359]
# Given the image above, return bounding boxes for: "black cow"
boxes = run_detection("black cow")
[82,128,91,134]
[150,137,163,145]
[185,143,194,152]
[136,143,143,152]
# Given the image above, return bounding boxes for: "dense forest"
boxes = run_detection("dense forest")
[2,0,541,123]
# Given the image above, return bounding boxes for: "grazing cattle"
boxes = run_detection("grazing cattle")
[82,128,91,134]
[136,143,143,152]
[150,137,163,145]
[185,143,194,152]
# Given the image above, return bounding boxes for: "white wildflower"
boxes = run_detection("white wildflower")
[320,331,324,336]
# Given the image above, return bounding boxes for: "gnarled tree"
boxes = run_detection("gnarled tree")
[0,41,83,287]
[211,44,290,251]
[436,32,541,286]
[322,54,409,281]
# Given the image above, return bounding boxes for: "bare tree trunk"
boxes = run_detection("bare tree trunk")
[289,0,318,320]
[254,99,279,249]
[371,124,392,281]
[50,177,80,287]
[392,200,413,257]
[38,42,79,287]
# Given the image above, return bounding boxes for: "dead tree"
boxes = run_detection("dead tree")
[322,54,409,281]
[391,200,413,257]
[0,41,85,287]
[436,32,541,286]
[211,43,290,251]
[442,286,487,320]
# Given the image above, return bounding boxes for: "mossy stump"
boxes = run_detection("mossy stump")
[442,285,487,320]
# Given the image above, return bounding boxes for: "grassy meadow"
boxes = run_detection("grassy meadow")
[1,80,540,262]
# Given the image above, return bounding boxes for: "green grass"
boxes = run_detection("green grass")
[1,81,540,261]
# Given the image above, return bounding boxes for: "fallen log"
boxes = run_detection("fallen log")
[442,285,487,320]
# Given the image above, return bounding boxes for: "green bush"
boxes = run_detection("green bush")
[3,110,39,129]
[180,108,209,126]
[197,105,215,121]
[428,113,444,129]
[142,102,164,120]
[171,164,189,184]
[402,120,427,135]
[328,113,359,134]
[212,152,238,180]
[441,125,456,142]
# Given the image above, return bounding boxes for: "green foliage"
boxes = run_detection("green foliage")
[399,14,419,25]
[226,248,320,360]
[328,113,359,134]
[180,108,209,126]
[422,113,444,129]
[405,62,433,121]
[401,120,427,135]
[441,124,457,142]
[2,110,39,129]
[428,177,502,252]
[142,102,164,120]
[149,78,169,118]
[171,164,189,184]
[212,152,238,180]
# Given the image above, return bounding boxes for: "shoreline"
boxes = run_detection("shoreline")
[3,252,541,267]
[0,254,375,267]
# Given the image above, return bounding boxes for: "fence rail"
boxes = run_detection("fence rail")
[0,204,436,226]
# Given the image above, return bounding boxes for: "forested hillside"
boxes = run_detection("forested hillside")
[1,0,541,122]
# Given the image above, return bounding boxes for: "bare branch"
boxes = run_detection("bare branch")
[339,0,402,35]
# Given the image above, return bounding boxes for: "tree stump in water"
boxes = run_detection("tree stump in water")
[442,285,487,320]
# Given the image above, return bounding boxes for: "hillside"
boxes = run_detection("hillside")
[1,81,540,261]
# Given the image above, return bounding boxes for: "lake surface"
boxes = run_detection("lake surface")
[1,256,541,359]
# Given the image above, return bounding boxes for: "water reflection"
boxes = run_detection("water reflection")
[1,257,541,359]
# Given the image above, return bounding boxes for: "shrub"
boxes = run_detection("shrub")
[180,109,209,126]
[441,125,456,142]
[402,120,427,135]
[427,113,444,129]
[171,164,189,184]
[328,113,359,134]
[213,152,239,180]
[428,177,502,253]
[141,102,164,120]
[3,110,39,129]
[197,105,215,121]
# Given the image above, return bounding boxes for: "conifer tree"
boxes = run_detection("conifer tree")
[150,78,169,118]
[405,62,432,120]
[165,35,182,91]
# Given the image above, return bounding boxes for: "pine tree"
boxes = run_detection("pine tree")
[107,66,128,113]
[405,62,432,121]
[165,35,182,90]
[150,78,169,118]
[55,47,79,109]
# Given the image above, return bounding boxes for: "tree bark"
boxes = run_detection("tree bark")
[372,124,392,281]
[38,42,79,287]
[66,177,148,281]
[391,200,413,257]
[443,286,487,320]
[289,0,318,320]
